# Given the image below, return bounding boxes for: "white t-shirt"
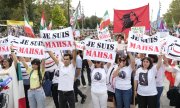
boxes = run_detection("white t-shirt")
[106,64,118,93]
[155,64,165,87]
[135,58,142,69]
[115,65,133,90]
[75,55,82,79]
[135,66,158,96]
[57,62,76,91]
[90,64,107,94]
[53,68,59,84]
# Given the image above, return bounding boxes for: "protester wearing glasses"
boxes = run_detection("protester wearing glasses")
[20,58,45,108]
[87,60,110,108]
[113,52,135,108]
[134,55,163,108]
[48,50,76,108]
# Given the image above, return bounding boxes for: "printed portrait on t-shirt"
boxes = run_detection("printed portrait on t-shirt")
[119,71,126,79]
[94,72,102,81]
[139,73,148,86]
[55,70,59,77]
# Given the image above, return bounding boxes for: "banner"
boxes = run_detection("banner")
[113,4,150,40]
[15,36,45,59]
[40,27,75,51]
[131,26,145,37]
[75,41,85,50]
[97,27,111,40]
[0,37,10,55]
[83,39,117,63]
[7,20,33,26]
[163,36,180,60]
[127,32,161,54]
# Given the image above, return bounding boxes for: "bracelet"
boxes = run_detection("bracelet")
[11,50,14,53]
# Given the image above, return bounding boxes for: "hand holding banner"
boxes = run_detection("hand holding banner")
[83,39,117,63]
[40,27,75,51]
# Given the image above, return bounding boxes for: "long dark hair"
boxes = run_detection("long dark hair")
[31,59,42,85]
[141,57,153,70]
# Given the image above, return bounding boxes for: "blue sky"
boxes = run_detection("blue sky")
[71,0,172,21]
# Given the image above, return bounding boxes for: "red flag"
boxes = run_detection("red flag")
[113,4,150,41]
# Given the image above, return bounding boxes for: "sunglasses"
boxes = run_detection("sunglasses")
[119,59,126,62]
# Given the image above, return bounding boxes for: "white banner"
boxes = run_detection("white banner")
[16,36,45,59]
[163,36,180,60]
[0,37,10,55]
[127,32,161,54]
[131,26,145,37]
[40,27,75,51]
[83,39,117,63]
[75,41,85,50]
[97,27,111,40]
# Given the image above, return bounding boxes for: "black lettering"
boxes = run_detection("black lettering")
[43,33,50,39]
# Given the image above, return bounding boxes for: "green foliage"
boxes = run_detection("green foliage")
[164,0,180,28]
[52,4,67,28]
[78,15,102,29]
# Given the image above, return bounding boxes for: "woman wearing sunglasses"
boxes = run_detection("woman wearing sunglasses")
[87,60,110,108]
[113,52,135,108]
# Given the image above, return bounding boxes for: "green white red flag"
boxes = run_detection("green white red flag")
[99,10,110,30]
[47,20,52,30]
[39,0,45,5]
[24,16,35,38]
[40,11,47,30]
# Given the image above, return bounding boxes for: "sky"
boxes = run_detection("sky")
[71,0,172,22]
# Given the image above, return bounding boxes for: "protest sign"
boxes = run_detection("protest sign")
[83,39,117,63]
[75,41,85,50]
[117,44,127,51]
[157,32,169,53]
[0,37,10,55]
[16,36,45,59]
[40,27,75,51]
[127,31,161,54]
[8,35,20,51]
[163,36,180,60]
[97,27,111,40]
[131,26,145,37]
[73,30,80,37]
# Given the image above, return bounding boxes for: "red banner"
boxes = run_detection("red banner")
[113,4,150,40]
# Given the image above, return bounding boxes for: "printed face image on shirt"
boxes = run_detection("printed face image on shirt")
[139,73,148,86]
[119,71,126,79]
[94,72,102,81]
[55,70,59,77]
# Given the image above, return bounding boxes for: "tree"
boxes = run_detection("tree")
[78,16,102,29]
[52,4,67,28]
[164,0,180,28]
